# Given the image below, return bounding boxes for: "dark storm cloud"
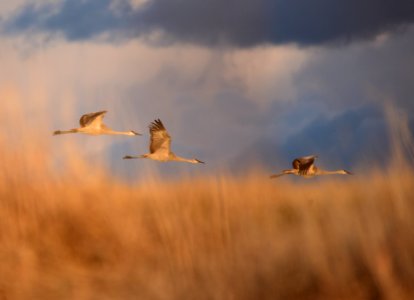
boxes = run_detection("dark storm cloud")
[137,0,414,46]
[4,0,414,46]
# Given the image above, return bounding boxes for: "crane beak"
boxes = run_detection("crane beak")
[344,170,353,175]
[131,130,142,136]
[195,159,205,164]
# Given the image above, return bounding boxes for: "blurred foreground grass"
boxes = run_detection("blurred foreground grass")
[0,138,413,300]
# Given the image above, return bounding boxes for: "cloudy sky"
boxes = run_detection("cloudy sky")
[1,0,413,179]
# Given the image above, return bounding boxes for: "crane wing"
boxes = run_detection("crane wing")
[292,155,317,171]
[79,111,107,128]
[149,119,171,154]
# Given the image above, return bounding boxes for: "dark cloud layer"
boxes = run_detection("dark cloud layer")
[4,0,414,46]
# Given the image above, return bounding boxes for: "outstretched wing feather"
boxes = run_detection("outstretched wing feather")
[292,155,317,172]
[149,119,171,154]
[79,111,107,127]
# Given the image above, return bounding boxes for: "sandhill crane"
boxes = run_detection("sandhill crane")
[123,119,204,164]
[53,111,140,136]
[270,155,352,178]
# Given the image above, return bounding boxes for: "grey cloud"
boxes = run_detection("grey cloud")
[137,0,414,46]
[294,26,414,114]
[4,0,414,46]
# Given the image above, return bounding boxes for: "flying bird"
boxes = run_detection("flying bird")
[270,155,352,178]
[53,111,140,136]
[123,119,204,164]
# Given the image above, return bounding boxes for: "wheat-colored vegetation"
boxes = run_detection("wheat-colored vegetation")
[1,143,413,300]
[0,106,413,299]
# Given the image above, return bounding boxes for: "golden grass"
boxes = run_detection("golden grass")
[0,135,413,300]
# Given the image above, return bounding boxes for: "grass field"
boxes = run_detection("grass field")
[0,134,413,300]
